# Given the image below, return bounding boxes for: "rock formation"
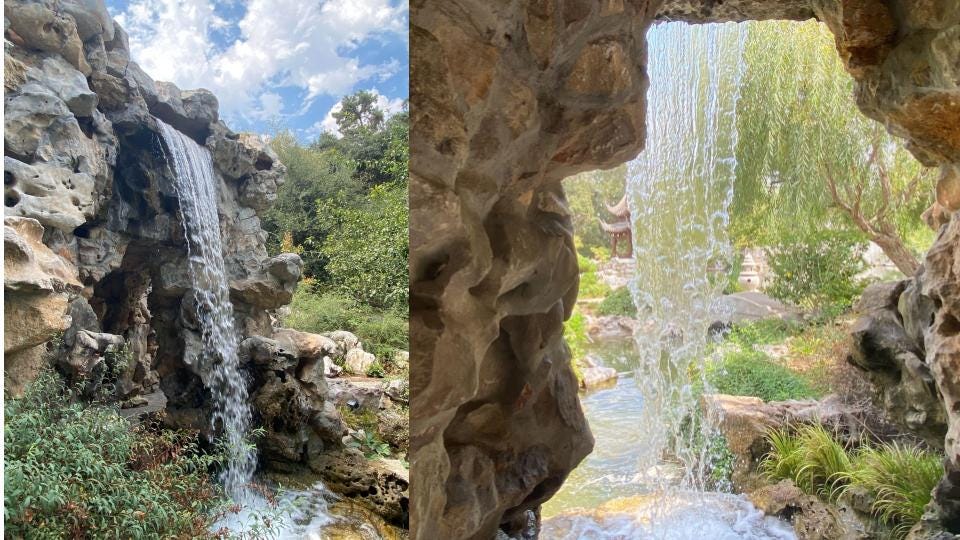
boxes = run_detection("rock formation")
[3,0,408,523]
[411,0,959,536]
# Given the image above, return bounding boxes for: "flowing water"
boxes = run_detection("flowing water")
[158,120,255,500]
[542,22,797,538]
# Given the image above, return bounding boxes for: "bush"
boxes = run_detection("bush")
[318,181,408,311]
[4,372,225,538]
[728,319,803,347]
[564,309,590,384]
[577,254,611,299]
[765,231,867,311]
[284,289,408,366]
[707,348,820,402]
[598,287,637,317]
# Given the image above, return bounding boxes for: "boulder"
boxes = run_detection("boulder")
[345,347,375,375]
[148,81,217,142]
[5,2,90,74]
[702,394,872,492]
[60,0,115,42]
[748,480,864,540]
[327,330,361,353]
[27,55,97,117]
[848,281,947,446]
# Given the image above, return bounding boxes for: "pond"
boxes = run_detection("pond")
[541,337,795,540]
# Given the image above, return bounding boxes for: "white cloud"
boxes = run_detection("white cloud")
[114,0,407,126]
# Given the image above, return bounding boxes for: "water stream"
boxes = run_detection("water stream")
[158,119,255,500]
[542,22,796,538]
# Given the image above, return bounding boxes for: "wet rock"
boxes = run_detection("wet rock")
[308,450,409,527]
[148,81,217,142]
[748,480,862,540]
[579,355,618,390]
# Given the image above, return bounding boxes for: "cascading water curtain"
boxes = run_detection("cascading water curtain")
[627,22,746,492]
[157,119,255,502]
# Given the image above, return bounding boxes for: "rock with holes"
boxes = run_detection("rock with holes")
[5,157,96,231]
[5,1,90,75]
[848,280,948,446]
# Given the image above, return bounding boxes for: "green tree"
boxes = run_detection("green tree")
[332,90,385,136]
[733,21,934,274]
[318,181,409,310]
[264,131,363,279]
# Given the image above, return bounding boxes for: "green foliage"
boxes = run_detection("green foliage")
[366,360,386,378]
[732,20,933,254]
[598,287,637,317]
[707,435,736,490]
[760,424,852,501]
[846,443,943,537]
[265,131,363,279]
[765,230,867,311]
[346,430,392,460]
[317,181,408,310]
[762,427,942,538]
[707,348,819,402]
[564,309,590,384]
[265,90,408,299]
[728,319,803,347]
[284,289,407,368]
[4,371,225,538]
[577,253,612,299]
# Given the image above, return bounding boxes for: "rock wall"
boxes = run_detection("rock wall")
[3,0,345,493]
[411,0,960,536]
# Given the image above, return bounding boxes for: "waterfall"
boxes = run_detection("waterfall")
[627,22,746,491]
[157,119,255,500]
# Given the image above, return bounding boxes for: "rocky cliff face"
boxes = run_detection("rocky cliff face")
[411,0,960,536]
[3,0,346,494]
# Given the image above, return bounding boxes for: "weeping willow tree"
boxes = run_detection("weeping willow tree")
[732,20,935,275]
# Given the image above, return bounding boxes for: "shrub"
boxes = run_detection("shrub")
[4,372,225,538]
[577,253,612,300]
[707,348,820,402]
[318,181,408,311]
[284,289,407,366]
[847,443,942,537]
[564,309,590,384]
[598,287,637,317]
[765,231,867,311]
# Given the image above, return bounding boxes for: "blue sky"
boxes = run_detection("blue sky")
[104,0,408,140]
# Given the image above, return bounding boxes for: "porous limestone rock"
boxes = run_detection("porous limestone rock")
[3,217,81,395]
[848,281,947,446]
